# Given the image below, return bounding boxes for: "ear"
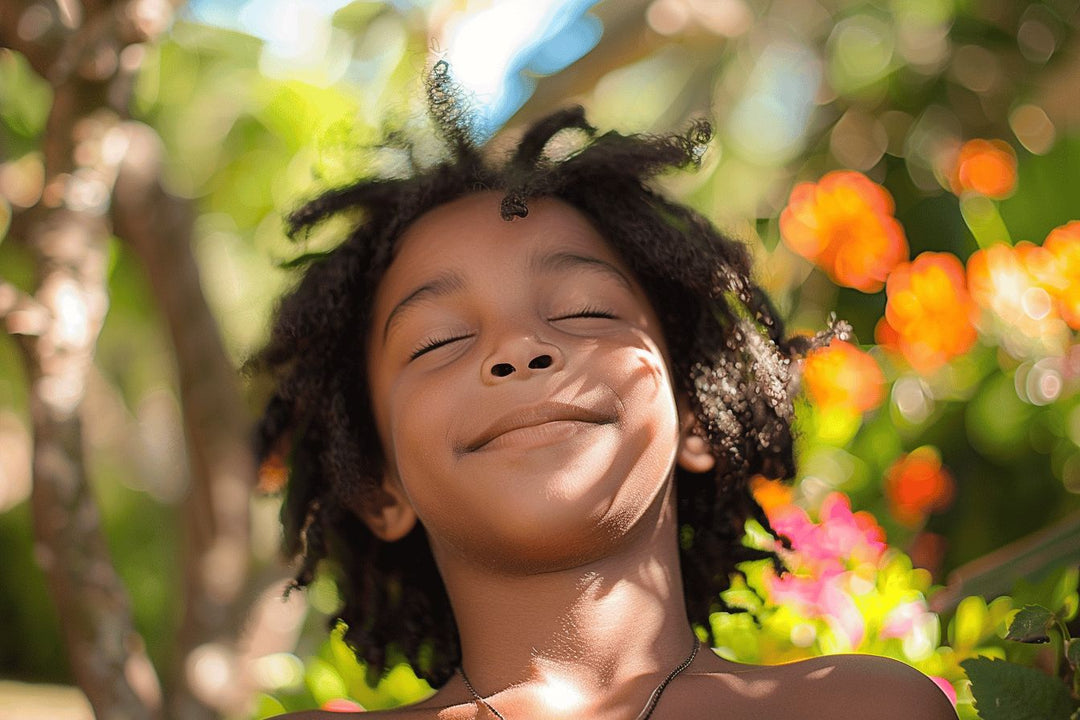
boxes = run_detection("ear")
[357,471,418,542]
[676,408,716,474]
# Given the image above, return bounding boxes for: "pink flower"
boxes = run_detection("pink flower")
[818,493,887,563]
[763,493,890,650]
[880,601,930,639]
[769,493,886,572]
[767,569,866,648]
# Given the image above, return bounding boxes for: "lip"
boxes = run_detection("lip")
[463,402,617,452]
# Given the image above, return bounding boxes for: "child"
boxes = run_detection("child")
[256,63,957,719]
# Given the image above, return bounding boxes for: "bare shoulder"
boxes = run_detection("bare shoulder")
[793,654,957,719]
[674,653,957,719]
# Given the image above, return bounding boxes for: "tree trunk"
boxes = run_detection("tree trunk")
[2,1,255,717]
[113,121,256,720]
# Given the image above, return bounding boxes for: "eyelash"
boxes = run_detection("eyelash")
[407,306,617,360]
[409,333,471,360]
[552,305,617,321]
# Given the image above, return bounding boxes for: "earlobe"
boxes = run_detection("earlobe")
[358,472,418,542]
[676,409,716,474]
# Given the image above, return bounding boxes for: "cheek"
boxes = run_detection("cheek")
[383,369,469,498]
[600,340,681,462]
[605,332,676,411]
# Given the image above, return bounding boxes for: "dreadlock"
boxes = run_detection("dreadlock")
[253,62,844,687]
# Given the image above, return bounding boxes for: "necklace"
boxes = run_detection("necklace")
[459,638,699,720]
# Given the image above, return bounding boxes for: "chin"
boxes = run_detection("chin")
[468,472,674,574]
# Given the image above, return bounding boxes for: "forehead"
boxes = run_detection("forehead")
[376,191,631,295]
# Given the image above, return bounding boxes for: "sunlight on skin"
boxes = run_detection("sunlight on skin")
[716,671,780,700]
[535,672,587,713]
[807,665,836,680]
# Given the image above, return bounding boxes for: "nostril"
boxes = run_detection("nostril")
[491,362,515,377]
[528,354,553,370]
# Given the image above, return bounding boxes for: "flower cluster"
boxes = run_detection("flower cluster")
[875,252,979,374]
[713,491,956,704]
[966,221,1080,358]
[766,493,886,650]
[801,340,885,416]
[779,145,1080,379]
[780,170,908,292]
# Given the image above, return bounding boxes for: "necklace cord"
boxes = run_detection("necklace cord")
[458,637,699,720]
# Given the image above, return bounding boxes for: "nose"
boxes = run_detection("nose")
[481,335,565,384]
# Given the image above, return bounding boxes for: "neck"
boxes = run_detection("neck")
[434,481,696,717]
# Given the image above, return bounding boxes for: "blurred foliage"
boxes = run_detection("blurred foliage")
[2,0,1080,717]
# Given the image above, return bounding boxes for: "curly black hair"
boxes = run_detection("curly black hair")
[253,62,842,688]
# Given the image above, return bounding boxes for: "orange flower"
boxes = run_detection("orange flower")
[884,446,955,527]
[1042,221,1080,329]
[802,340,885,415]
[876,252,978,374]
[751,475,794,514]
[949,139,1017,199]
[966,223,1080,345]
[968,242,1064,342]
[780,171,909,292]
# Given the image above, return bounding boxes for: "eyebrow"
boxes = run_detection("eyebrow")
[528,250,635,292]
[382,270,467,343]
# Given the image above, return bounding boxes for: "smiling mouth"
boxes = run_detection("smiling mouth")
[463,402,617,452]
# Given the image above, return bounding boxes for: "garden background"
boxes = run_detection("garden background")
[1,0,1079,718]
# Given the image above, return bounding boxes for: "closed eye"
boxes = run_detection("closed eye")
[551,306,617,321]
[409,333,471,360]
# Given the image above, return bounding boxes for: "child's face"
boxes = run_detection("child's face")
[365,192,694,570]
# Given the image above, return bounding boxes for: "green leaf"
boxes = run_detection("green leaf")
[1007,605,1055,643]
[962,657,1077,720]
[1068,638,1080,671]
